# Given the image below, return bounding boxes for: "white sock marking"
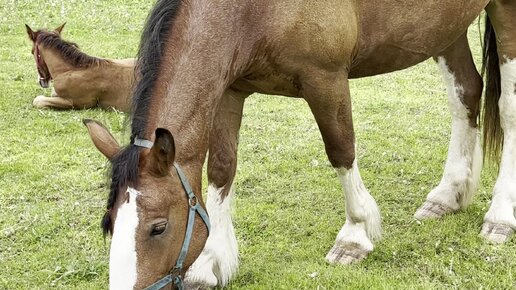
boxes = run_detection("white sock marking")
[425,57,482,210]
[336,159,381,242]
[109,187,139,290]
[186,184,238,287]
[485,58,516,228]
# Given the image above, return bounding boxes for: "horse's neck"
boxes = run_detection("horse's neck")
[41,48,75,77]
[141,1,250,166]
[43,48,126,82]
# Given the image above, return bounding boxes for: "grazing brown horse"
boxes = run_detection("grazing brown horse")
[84,0,516,289]
[25,24,135,112]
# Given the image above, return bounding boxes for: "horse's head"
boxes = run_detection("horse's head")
[25,23,65,88]
[83,120,209,289]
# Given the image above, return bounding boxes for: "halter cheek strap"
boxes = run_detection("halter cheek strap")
[132,137,211,290]
[34,44,51,83]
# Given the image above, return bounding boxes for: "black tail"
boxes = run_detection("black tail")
[481,15,502,163]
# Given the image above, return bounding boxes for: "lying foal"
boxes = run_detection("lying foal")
[26,23,135,112]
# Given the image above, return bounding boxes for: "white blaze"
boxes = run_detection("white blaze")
[109,187,140,290]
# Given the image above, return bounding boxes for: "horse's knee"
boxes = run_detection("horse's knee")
[461,73,483,123]
[208,152,237,188]
[325,142,355,169]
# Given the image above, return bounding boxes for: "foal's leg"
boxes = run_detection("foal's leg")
[33,86,75,109]
[185,89,247,287]
[303,73,381,264]
[481,5,516,243]
[33,95,74,109]
[33,89,97,110]
[415,34,483,219]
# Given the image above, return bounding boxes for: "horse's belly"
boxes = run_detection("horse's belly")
[348,43,440,78]
[231,73,300,97]
[349,0,488,78]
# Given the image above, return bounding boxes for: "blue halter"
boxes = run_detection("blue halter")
[133,137,211,290]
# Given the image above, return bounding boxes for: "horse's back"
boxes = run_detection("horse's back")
[235,0,489,95]
[233,0,359,96]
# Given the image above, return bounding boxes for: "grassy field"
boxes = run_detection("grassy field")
[1,1,515,289]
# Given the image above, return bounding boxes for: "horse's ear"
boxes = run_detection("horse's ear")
[149,128,175,177]
[54,22,66,34]
[25,24,35,41]
[83,119,121,161]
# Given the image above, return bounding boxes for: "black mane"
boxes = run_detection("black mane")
[102,0,182,236]
[36,30,109,68]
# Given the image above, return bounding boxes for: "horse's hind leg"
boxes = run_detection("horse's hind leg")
[481,3,516,243]
[415,33,483,219]
[303,72,381,264]
[185,89,247,287]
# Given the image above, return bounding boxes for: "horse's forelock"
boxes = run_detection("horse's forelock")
[103,145,141,236]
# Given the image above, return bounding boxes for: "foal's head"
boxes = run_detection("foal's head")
[84,120,209,289]
[25,23,66,88]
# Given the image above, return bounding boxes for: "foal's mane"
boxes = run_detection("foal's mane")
[36,30,110,68]
[102,0,182,236]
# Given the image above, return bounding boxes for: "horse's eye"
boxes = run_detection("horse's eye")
[150,222,167,236]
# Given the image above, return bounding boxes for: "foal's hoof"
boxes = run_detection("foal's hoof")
[325,242,371,265]
[414,200,454,220]
[480,222,514,244]
[33,95,47,108]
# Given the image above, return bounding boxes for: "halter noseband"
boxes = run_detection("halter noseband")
[132,137,211,290]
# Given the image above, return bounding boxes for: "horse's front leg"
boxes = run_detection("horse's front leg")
[185,89,247,288]
[304,72,382,264]
[415,33,483,219]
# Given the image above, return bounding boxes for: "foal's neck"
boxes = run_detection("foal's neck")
[42,49,75,77]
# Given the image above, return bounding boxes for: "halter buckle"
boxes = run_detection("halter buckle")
[188,196,198,207]
[170,266,182,276]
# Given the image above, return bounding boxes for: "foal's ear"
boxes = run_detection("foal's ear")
[149,128,175,177]
[83,119,121,161]
[25,24,35,41]
[54,22,66,34]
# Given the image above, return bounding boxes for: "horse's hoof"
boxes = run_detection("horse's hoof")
[414,200,454,220]
[480,222,514,244]
[325,242,370,265]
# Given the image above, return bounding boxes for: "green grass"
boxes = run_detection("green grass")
[1,1,514,289]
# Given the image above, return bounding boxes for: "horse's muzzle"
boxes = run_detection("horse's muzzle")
[39,78,49,88]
